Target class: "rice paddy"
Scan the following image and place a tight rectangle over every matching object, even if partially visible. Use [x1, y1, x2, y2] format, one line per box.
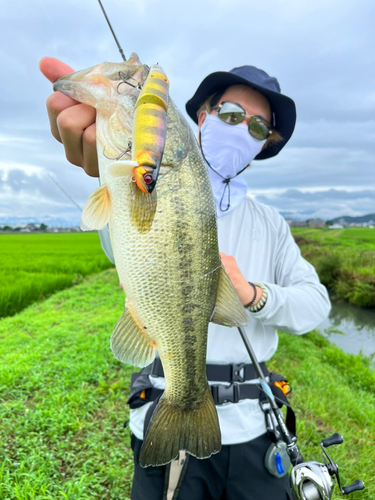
[0, 233, 114, 318]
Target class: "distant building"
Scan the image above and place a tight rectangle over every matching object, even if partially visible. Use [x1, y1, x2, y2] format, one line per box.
[328, 224, 344, 229]
[290, 220, 308, 228]
[308, 219, 326, 227]
[337, 218, 348, 227]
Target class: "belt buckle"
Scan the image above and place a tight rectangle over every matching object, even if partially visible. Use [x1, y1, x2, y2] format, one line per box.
[232, 363, 245, 382]
[214, 384, 239, 405]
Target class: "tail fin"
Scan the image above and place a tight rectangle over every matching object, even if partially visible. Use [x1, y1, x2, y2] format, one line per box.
[139, 385, 221, 467]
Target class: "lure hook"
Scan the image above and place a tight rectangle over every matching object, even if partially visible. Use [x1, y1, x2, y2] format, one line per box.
[103, 141, 132, 161]
[117, 72, 142, 93]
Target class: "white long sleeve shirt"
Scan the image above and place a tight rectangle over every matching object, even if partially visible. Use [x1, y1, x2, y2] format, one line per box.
[99, 194, 331, 444]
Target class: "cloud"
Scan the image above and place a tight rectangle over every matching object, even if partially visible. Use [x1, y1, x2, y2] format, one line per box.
[1, 0, 374, 221]
[253, 188, 375, 220]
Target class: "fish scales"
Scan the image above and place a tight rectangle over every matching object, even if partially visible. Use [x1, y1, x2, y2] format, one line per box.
[114, 126, 219, 402]
[53, 54, 249, 467]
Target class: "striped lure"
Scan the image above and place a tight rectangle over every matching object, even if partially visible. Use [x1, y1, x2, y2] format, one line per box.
[109, 65, 170, 194]
[132, 65, 169, 193]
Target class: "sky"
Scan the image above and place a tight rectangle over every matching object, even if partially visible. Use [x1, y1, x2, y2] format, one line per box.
[1, 0, 374, 225]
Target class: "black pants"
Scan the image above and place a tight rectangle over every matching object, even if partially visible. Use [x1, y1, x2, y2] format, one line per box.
[131, 433, 293, 500]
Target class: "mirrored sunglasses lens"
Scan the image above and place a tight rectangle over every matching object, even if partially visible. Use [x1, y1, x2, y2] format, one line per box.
[249, 117, 270, 140]
[217, 102, 245, 125]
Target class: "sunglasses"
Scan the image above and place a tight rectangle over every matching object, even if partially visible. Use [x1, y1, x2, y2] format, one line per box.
[211, 101, 273, 141]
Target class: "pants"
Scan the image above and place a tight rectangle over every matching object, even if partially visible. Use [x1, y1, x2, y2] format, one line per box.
[130, 433, 293, 500]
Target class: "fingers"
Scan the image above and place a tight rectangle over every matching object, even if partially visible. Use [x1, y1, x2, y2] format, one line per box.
[56, 103, 97, 164]
[46, 91, 79, 143]
[82, 124, 99, 177]
[220, 252, 235, 269]
[40, 56, 99, 177]
[39, 57, 75, 83]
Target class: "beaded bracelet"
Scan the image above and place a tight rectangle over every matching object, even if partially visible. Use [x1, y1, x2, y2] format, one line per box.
[245, 282, 268, 313]
[244, 282, 257, 308]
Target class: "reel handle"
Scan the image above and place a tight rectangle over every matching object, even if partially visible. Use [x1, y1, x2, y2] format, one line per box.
[321, 433, 344, 448]
[342, 479, 365, 495]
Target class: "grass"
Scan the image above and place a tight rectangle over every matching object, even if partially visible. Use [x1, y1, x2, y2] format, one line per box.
[0, 233, 114, 318]
[0, 269, 131, 499]
[0, 269, 374, 499]
[292, 227, 375, 307]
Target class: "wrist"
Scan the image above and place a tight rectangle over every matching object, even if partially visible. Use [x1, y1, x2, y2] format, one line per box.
[241, 282, 263, 307]
[246, 282, 268, 312]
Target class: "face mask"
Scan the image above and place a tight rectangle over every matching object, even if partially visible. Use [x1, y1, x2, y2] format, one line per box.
[200, 113, 266, 215]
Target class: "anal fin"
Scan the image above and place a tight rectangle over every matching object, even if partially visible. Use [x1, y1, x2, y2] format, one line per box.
[81, 184, 111, 231]
[111, 307, 156, 367]
[210, 266, 249, 327]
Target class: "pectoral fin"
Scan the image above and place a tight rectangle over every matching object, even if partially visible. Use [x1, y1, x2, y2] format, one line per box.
[111, 308, 156, 367]
[210, 267, 249, 327]
[81, 184, 111, 231]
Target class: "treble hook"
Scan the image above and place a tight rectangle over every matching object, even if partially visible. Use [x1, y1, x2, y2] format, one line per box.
[117, 72, 142, 93]
[103, 141, 132, 160]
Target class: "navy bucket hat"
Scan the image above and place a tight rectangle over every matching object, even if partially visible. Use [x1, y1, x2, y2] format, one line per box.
[185, 66, 296, 160]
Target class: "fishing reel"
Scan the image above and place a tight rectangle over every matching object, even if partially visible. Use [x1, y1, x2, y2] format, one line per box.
[290, 433, 365, 500]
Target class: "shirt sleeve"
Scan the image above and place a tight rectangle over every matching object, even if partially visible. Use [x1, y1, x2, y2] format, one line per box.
[98, 226, 115, 265]
[249, 217, 331, 335]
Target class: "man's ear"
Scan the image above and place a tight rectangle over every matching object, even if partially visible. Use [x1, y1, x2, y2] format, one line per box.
[198, 110, 207, 128]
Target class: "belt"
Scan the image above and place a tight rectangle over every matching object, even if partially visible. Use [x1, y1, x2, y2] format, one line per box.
[149, 357, 269, 383]
[139, 382, 262, 406]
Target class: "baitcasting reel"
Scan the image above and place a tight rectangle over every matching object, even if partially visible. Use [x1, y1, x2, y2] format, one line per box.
[290, 433, 365, 500]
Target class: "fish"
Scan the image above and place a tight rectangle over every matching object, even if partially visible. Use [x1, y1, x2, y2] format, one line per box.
[53, 53, 249, 467]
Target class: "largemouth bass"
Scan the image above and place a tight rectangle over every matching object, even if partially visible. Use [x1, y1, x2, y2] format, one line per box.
[53, 53, 249, 467]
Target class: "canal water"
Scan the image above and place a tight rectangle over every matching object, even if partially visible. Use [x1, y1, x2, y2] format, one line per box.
[318, 296, 375, 360]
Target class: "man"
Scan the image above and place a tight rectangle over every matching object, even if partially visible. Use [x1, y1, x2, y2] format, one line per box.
[40, 58, 331, 500]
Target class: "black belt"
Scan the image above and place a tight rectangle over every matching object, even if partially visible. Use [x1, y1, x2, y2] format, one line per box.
[149, 357, 269, 383]
[138, 382, 261, 407]
[128, 360, 296, 435]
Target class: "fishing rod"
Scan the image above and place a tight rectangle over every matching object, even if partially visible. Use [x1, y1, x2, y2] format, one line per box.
[97, 0, 126, 62]
[237, 326, 365, 500]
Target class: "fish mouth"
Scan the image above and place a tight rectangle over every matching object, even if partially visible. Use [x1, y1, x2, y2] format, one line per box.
[53, 67, 95, 90]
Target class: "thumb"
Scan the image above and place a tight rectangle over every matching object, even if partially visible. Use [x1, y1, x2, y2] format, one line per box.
[39, 57, 75, 83]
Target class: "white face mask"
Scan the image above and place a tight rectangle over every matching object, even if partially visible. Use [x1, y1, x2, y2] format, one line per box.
[200, 113, 266, 215]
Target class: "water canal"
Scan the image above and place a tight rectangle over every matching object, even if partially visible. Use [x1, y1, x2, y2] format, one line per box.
[318, 295, 375, 360]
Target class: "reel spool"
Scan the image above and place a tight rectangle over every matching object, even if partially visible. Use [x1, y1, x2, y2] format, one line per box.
[290, 433, 365, 500]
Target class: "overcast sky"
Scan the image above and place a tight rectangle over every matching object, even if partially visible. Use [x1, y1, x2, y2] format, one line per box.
[1, 0, 374, 224]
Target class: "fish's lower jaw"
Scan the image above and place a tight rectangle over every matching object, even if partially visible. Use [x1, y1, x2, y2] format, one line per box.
[139, 387, 221, 468]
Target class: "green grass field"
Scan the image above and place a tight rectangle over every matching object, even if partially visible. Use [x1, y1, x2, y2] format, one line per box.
[0, 269, 374, 499]
[0, 233, 114, 318]
[292, 227, 375, 307]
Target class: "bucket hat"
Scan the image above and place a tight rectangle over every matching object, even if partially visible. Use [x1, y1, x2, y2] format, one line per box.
[185, 66, 296, 160]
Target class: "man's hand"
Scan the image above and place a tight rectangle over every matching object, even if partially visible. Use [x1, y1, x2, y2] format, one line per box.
[220, 253, 263, 307]
[39, 57, 99, 177]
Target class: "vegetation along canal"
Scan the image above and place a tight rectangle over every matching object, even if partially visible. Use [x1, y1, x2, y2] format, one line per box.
[291, 226, 375, 362]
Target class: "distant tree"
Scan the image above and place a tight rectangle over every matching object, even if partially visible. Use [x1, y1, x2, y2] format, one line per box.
[40, 223, 48, 231]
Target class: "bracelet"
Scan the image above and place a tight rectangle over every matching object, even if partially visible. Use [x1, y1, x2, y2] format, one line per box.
[247, 282, 268, 313]
[244, 282, 257, 308]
